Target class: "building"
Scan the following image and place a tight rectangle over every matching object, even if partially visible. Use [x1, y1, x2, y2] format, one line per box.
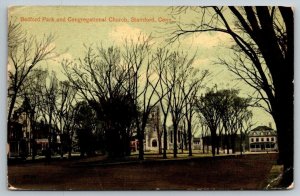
[248, 126, 277, 152]
[166, 125, 185, 150]
[144, 106, 163, 151]
[192, 137, 202, 150]
[142, 106, 196, 152]
[7, 98, 60, 158]
[8, 105, 32, 158]
[131, 105, 204, 153]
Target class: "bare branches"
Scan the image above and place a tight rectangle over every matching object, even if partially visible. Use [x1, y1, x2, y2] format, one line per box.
[7, 20, 56, 121]
[166, 6, 291, 118]
[152, 49, 208, 157]
[8, 18, 25, 51]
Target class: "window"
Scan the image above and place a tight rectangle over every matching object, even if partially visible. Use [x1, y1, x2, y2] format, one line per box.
[271, 137, 275, 141]
[267, 138, 270, 142]
[152, 140, 157, 147]
[271, 144, 275, 148]
[261, 138, 264, 142]
[256, 138, 259, 142]
[251, 138, 254, 142]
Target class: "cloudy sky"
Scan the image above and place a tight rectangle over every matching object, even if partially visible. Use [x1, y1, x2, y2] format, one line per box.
[8, 6, 274, 129]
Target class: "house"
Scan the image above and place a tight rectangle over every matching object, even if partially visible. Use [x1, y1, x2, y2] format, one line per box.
[248, 125, 277, 152]
[8, 107, 32, 158]
[8, 100, 60, 158]
[192, 137, 202, 150]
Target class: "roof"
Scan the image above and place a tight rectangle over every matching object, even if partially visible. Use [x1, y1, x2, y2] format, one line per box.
[249, 126, 277, 137]
[193, 138, 201, 142]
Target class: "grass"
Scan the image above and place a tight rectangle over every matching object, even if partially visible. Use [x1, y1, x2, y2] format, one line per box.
[7, 152, 280, 190]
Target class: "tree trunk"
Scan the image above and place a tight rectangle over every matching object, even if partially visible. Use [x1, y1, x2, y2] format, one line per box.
[184, 131, 188, 151]
[202, 134, 205, 154]
[211, 131, 216, 157]
[173, 123, 178, 158]
[250, 7, 294, 186]
[138, 126, 144, 160]
[158, 139, 162, 154]
[68, 146, 72, 158]
[8, 91, 18, 122]
[206, 142, 209, 154]
[216, 135, 220, 155]
[163, 124, 168, 159]
[231, 134, 236, 154]
[188, 121, 192, 156]
[225, 133, 230, 154]
[68, 132, 72, 158]
[274, 96, 293, 187]
[124, 135, 131, 156]
[240, 134, 244, 155]
[156, 121, 162, 154]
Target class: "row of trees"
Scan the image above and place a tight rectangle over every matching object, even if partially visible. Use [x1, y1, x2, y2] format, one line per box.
[61, 39, 209, 159]
[168, 6, 293, 185]
[197, 89, 253, 157]
[8, 20, 253, 161]
[7, 20, 90, 158]
[7, 20, 206, 159]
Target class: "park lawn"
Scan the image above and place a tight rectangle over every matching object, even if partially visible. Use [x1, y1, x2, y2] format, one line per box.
[8, 153, 279, 190]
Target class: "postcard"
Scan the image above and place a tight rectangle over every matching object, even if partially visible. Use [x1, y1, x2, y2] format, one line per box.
[7, 6, 294, 190]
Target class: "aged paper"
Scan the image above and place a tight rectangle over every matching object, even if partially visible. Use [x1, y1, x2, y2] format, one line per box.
[7, 6, 294, 190]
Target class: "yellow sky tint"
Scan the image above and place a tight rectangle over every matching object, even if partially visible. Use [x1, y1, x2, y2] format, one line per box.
[8, 6, 274, 128]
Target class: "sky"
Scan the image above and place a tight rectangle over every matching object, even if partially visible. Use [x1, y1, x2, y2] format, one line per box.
[8, 6, 275, 129]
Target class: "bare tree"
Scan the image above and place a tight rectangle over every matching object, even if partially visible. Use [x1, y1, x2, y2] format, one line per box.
[168, 6, 294, 185]
[122, 38, 166, 160]
[230, 95, 252, 154]
[40, 72, 59, 154]
[182, 70, 208, 156]
[8, 20, 55, 122]
[54, 81, 77, 157]
[63, 44, 136, 157]
[164, 51, 207, 158]
[8, 19, 24, 50]
[64, 100, 80, 158]
[20, 68, 48, 159]
[154, 48, 174, 158]
[238, 111, 253, 155]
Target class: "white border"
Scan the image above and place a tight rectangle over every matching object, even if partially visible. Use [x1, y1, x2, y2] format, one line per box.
[0, 1, 298, 196]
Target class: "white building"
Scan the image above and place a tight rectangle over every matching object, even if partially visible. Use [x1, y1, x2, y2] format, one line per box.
[248, 126, 277, 152]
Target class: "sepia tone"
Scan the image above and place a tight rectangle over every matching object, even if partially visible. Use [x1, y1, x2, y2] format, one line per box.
[7, 6, 293, 190]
